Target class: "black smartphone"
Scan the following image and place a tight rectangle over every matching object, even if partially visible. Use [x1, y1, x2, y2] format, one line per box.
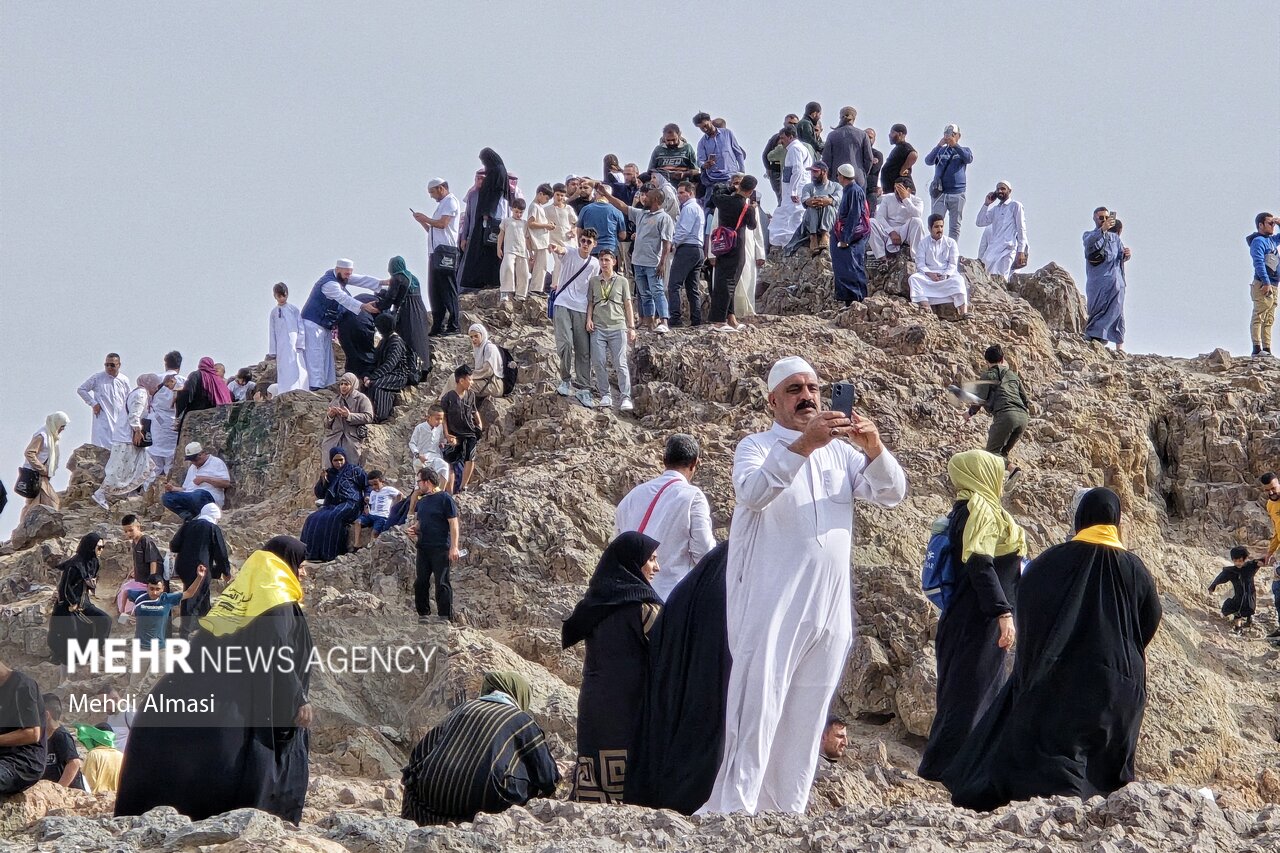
[831, 382, 857, 418]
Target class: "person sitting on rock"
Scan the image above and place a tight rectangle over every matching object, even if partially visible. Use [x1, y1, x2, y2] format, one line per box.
[401, 671, 559, 825]
[908, 214, 969, 317]
[161, 442, 232, 522]
[77, 723, 123, 793]
[363, 312, 413, 423]
[868, 176, 926, 260]
[355, 470, 401, 548]
[301, 447, 368, 562]
[47, 533, 113, 667]
[41, 693, 86, 790]
[322, 373, 375, 467]
[818, 716, 847, 763]
[0, 660, 46, 797]
[1209, 546, 1261, 634]
[965, 345, 1031, 474]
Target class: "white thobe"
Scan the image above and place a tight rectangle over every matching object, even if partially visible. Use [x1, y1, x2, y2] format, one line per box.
[868, 194, 926, 258]
[268, 302, 309, 393]
[768, 140, 813, 246]
[77, 371, 131, 449]
[701, 424, 907, 815]
[734, 216, 767, 317]
[614, 470, 716, 601]
[148, 377, 181, 474]
[302, 273, 382, 389]
[408, 421, 450, 480]
[908, 235, 968, 308]
[975, 199, 1028, 279]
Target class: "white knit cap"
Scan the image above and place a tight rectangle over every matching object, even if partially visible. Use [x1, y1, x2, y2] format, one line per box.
[767, 356, 818, 392]
[336, 258, 355, 270]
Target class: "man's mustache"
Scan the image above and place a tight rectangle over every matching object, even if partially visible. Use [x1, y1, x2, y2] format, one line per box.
[796, 400, 817, 411]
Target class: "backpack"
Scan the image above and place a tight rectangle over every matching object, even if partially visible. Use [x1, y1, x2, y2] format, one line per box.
[921, 513, 959, 612]
[498, 345, 518, 396]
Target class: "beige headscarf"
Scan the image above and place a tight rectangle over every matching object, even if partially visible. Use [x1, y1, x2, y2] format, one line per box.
[43, 411, 70, 473]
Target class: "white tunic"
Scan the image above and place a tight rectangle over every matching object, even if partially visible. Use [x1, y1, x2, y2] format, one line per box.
[268, 302, 309, 393]
[148, 373, 183, 472]
[975, 199, 1028, 279]
[702, 423, 907, 815]
[408, 421, 450, 479]
[908, 235, 968, 308]
[77, 370, 131, 449]
[614, 470, 716, 601]
[768, 140, 813, 247]
[868, 193, 926, 257]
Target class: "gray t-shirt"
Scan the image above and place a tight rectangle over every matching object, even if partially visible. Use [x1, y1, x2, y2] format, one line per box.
[626, 206, 675, 268]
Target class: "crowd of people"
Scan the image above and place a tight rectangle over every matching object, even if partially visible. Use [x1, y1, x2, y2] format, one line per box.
[3, 105, 1279, 833]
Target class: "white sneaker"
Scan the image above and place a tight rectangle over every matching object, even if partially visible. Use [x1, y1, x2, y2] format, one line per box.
[714, 324, 738, 333]
[556, 380, 572, 397]
[576, 390, 595, 408]
[92, 490, 108, 509]
[620, 396, 634, 412]
[655, 322, 670, 335]
[118, 613, 129, 625]
[599, 394, 613, 408]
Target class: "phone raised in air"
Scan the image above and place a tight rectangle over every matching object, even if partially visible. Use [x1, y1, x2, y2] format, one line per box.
[831, 382, 857, 418]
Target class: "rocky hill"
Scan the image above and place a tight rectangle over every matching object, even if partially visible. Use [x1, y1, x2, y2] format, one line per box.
[3, 252, 1280, 852]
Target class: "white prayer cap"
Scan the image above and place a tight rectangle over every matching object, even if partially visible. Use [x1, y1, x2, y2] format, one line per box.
[427, 177, 446, 190]
[836, 164, 857, 179]
[767, 356, 818, 392]
[996, 179, 1011, 190]
[336, 258, 355, 270]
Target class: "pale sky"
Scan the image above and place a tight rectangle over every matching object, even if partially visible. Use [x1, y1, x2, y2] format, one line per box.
[2, 1, 1277, 539]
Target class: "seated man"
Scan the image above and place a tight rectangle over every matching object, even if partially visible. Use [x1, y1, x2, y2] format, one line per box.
[868, 176, 926, 259]
[76, 725, 123, 793]
[161, 442, 231, 521]
[401, 672, 559, 825]
[0, 661, 46, 797]
[41, 693, 86, 790]
[908, 214, 969, 316]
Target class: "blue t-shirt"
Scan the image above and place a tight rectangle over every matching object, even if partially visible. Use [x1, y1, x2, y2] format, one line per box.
[133, 592, 183, 645]
[577, 202, 627, 253]
[414, 491, 458, 550]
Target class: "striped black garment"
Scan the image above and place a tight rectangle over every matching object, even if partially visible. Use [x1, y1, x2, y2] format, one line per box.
[401, 698, 559, 825]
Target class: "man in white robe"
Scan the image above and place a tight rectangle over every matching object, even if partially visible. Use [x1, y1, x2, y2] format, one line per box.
[974, 181, 1028, 279]
[77, 354, 130, 449]
[701, 357, 907, 815]
[768, 127, 813, 248]
[868, 176, 926, 259]
[92, 377, 154, 508]
[909, 215, 969, 314]
[298, 259, 384, 390]
[267, 282, 309, 393]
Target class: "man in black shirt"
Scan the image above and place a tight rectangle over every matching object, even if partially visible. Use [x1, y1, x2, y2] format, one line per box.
[440, 365, 483, 494]
[41, 693, 85, 790]
[407, 468, 460, 623]
[0, 660, 46, 796]
[881, 124, 918, 196]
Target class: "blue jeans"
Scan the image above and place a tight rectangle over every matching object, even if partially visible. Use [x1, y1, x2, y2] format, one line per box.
[358, 513, 392, 533]
[162, 489, 214, 521]
[633, 265, 669, 319]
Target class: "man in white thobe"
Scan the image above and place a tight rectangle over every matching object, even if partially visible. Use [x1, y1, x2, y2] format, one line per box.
[768, 127, 813, 248]
[701, 357, 907, 815]
[77, 353, 131, 449]
[909, 215, 969, 314]
[974, 180, 1028, 279]
[298, 259, 384, 390]
[868, 176, 926, 259]
[614, 433, 716, 601]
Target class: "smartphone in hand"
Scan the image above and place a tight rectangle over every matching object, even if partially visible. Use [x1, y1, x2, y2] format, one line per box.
[831, 382, 857, 418]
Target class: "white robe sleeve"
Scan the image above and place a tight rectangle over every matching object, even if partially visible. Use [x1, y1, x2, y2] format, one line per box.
[321, 280, 369, 315]
[688, 490, 716, 563]
[291, 305, 306, 349]
[943, 239, 959, 276]
[1013, 201, 1028, 252]
[849, 449, 908, 507]
[734, 437, 808, 512]
[77, 374, 99, 407]
[975, 203, 995, 227]
[267, 309, 278, 358]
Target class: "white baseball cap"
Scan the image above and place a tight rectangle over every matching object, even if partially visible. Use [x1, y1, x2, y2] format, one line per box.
[184, 441, 204, 459]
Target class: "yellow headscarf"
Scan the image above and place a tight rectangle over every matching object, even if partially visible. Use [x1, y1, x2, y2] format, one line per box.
[947, 449, 1027, 562]
[199, 549, 303, 638]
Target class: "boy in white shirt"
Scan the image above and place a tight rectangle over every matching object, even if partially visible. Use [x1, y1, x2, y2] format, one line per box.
[547, 183, 579, 289]
[497, 198, 533, 303]
[408, 404, 454, 492]
[527, 184, 557, 295]
[356, 470, 401, 546]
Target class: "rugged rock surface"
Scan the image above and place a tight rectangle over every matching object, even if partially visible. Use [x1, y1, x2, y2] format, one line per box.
[4, 254, 1280, 850]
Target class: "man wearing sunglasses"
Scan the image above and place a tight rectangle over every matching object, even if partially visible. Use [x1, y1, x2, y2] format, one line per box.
[77, 354, 131, 450]
[549, 229, 601, 408]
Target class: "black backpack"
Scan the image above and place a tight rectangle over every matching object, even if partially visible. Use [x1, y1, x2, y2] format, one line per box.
[498, 345, 518, 396]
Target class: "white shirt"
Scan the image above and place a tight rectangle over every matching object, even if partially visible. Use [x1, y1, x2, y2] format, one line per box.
[615, 470, 716, 601]
[183, 455, 230, 506]
[553, 249, 599, 314]
[917, 235, 960, 276]
[367, 485, 401, 518]
[527, 202, 552, 250]
[974, 198, 1028, 253]
[430, 193, 461, 251]
[875, 193, 926, 230]
[409, 421, 447, 462]
[783, 139, 813, 201]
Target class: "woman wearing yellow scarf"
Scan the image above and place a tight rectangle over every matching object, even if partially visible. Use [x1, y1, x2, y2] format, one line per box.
[945, 487, 1162, 810]
[116, 536, 314, 825]
[919, 449, 1026, 782]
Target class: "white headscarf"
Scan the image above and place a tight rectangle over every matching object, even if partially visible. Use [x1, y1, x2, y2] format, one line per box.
[42, 411, 70, 473]
[197, 503, 222, 524]
[470, 323, 501, 376]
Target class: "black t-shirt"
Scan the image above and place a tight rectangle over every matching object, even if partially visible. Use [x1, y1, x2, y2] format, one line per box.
[881, 142, 916, 193]
[0, 670, 46, 781]
[131, 535, 163, 582]
[43, 726, 85, 788]
[415, 491, 458, 550]
[707, 194, 759, 250]
[441, 389, 478, 439]
[569, 196, 591, 215]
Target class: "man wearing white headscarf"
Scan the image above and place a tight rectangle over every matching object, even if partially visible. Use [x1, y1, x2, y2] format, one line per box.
[975, 181, 1028, 279]
[700, 356, 907, 816]
[77, 353, 131, 449]
[299, 259, 386, 390]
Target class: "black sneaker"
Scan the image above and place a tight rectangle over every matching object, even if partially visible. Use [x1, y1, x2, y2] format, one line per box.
[418, 614, 431, 624]
[1265, 349, 1275, 358]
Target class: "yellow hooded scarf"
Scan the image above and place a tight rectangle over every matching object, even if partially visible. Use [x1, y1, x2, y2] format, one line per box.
[199, 549, 303, 638]
[948, 449, 1027, 562]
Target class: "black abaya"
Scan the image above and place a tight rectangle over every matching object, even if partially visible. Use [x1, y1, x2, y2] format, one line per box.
[379, 262, 432, 382]
[458, 149, 509, 291]
[47, 534, 112, 666]
[337, 293, 379, 380]
[944, 491, 1161, 810]
[918, 503, 1020, 782]
[114, 601, 313, 823]
[625, 543, 730, 814]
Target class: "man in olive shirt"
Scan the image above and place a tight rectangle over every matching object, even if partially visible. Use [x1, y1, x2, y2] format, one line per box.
[966, 344, 1031, 467]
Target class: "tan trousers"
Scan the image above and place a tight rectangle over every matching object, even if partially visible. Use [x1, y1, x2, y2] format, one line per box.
[1251, 279, 1276, 349]
[530, 248, 551, 294]
[500, 253, 529, 298]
